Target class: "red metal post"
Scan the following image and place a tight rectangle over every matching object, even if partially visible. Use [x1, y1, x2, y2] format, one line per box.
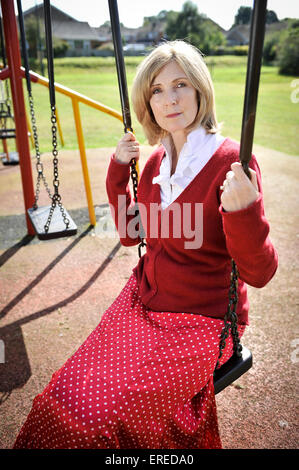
[1, 0, 35, 235]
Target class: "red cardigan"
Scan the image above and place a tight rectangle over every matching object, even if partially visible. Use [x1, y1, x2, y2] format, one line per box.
[106, 138, 278, 325]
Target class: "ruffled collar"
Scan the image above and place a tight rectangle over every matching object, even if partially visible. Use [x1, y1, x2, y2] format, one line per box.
[152, 126, 222, 189]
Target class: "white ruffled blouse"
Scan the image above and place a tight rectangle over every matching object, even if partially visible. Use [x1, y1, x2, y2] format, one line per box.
[152, 126, 225, 209]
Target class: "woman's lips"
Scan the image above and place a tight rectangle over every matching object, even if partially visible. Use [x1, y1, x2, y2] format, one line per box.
[166, 112, 182, 118]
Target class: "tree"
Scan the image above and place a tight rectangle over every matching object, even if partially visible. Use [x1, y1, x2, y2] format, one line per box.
[24, 14, 68, 66]
[166, 2, 202, 41]
[165, 1, 225, 54]
[234, 6, 252, 25]
[53, 37, 69, 58]
[266, 10, 279, 24]
[277, 20, 299, 75]
[234, 6, 279, 26]
[263, 33, 280, 64]
[143, 10, 170, 26]
[24, 15, 45, 60]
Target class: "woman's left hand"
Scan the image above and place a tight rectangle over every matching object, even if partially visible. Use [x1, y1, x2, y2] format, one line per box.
[220, 162, 259, 212]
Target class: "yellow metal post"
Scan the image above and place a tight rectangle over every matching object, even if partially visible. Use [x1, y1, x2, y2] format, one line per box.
[71, 97, 96, 226]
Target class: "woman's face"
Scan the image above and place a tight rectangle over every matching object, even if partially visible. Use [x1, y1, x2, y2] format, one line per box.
[149, 61, 198, 138]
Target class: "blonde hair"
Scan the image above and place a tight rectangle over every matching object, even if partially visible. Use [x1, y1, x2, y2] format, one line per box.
[131, 40, 219, 145]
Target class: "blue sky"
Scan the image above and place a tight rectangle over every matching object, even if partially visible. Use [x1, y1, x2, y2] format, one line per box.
[16, 1, 299, 31]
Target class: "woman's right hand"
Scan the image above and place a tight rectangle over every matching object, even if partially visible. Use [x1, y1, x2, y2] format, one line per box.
[114, 131, 140, 165]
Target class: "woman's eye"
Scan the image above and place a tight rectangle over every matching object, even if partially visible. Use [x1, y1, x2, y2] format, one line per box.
[152, 88, 161, 95]
[177, 82, 186, 88]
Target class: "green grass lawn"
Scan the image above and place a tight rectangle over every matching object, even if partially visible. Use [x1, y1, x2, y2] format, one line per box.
[14, 55, 299, 156]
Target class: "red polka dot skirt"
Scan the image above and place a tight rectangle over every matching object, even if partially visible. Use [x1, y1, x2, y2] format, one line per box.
[13, 274, 245, 449]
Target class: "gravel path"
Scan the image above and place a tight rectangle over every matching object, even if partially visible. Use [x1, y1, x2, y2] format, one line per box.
[0, 144, 298, 449]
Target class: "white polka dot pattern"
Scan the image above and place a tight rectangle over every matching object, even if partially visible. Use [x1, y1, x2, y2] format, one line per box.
[13, 274, 245, 449]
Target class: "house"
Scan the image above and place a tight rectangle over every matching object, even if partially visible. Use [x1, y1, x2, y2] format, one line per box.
[23, 4, 103, 56]
[94, 18, 167, 54]
[225, 20, 291, 46]
[22, 4, 165, 56]
[225, 24, 250, 46]
[133, 20, 167, 45]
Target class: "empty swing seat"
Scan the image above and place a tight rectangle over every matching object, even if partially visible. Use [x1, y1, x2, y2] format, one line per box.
[28, 205, 77, 240]
[213, 346, 252, 394]
[1, 151, 19, 165]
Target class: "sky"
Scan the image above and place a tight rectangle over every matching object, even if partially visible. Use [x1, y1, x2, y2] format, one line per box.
[15, 0, 299, 31]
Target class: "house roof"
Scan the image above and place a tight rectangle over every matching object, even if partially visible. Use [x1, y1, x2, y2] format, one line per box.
[205, 18, 226, 34]
[266, 19, 291, 33]
[23, 3, 78, 23]
[23, 3, 101, 42]
[91, 27, 110, 42]
[225, 24, 250, 42]
[52, 21, 101, 41]
[225, 20, 290, 44]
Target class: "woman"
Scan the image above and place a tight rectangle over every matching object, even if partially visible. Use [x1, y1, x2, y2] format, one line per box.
[14, 40, 278, 449]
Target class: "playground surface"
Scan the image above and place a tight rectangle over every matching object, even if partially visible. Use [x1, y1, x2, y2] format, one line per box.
[0, 143, 298, 449]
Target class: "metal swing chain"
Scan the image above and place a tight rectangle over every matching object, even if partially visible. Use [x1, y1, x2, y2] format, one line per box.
[215, 259, 242, 370]
[44, 105, 70, 233]
[213, 158, 252, 370]
[0, 80, 14, 135]
[43, 0, 69, 233]
[130, 157, 138, 200]
[4, 80, 12, 117]
[3, 80, 12, 119]
[216, 0, 268, 373]
[215, 142, 252, 369]
[16, 0, 52, 208]
[108, 0, 145, 256]
[28, 93, 53, 209]
[0, 100, 6, 131]
[129, 155, 146, 258]
[126, 127, 146, 258]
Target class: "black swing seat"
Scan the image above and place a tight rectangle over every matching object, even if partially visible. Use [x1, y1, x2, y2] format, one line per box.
[1, 151, 19, 165]
[213, 346, 252, 394]
[28, 205, 77, 240]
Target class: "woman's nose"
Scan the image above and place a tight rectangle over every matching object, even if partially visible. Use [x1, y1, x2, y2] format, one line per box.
[165, 89, 178, 106]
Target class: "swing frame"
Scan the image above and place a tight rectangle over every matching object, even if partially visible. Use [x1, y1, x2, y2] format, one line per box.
[108, 0, 268, 393]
